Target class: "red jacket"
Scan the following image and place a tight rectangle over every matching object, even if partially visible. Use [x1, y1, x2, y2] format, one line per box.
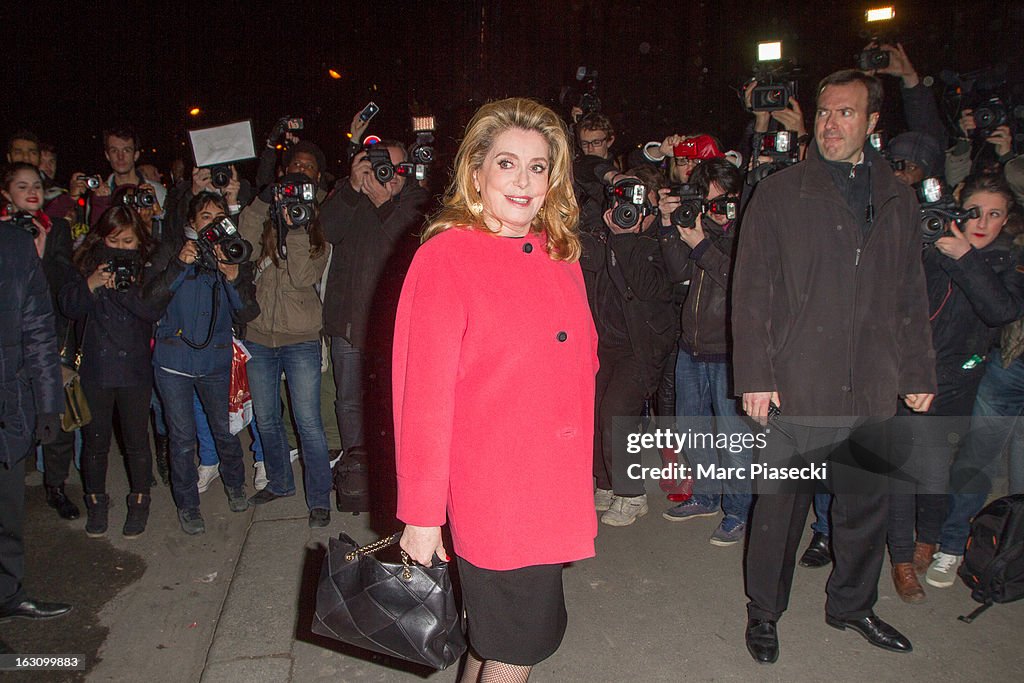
[393, 228, 599, 570]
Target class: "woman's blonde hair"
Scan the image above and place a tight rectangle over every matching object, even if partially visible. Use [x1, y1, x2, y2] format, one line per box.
[422, 97, 581, 262]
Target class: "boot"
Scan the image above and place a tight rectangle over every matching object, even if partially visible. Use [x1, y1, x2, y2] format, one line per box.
[892, 563, 926, 603]
[84, 494, 109, 538]
[46, 485, 81, 520]
[913, 542, 938, 575]
[154, 435, 170, 486]
[333, 447, 369, 513]
[123, 493, 151, 537]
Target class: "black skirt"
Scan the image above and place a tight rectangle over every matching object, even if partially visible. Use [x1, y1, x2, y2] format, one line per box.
[456, 556, 568, 666]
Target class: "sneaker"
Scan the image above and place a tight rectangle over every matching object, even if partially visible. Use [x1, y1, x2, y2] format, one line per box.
[178, 508, 206, 535]
[925, 551, 962, 588]
[248, 488, 293, 506]
[196, 464, 220, 493]
[226, 487, 249, 513]
[662, 498, 719, 522]
[308, 508, 331, 528]
[595, 488, 614, 512]
[122, 493, 150, 537]
[709, 516, 746, 547]
[84, 493, 109, 538]
[601, 495, 649, 527]
[253, 462, 268, 491]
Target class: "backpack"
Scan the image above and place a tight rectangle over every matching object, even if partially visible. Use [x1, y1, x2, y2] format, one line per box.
[957, 494, 1024, 623]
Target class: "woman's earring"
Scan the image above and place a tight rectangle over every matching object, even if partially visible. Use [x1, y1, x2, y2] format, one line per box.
[469, 201, 484, 214]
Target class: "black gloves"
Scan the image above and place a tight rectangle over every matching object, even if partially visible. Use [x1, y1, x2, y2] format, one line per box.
[36, 413, 60, 445]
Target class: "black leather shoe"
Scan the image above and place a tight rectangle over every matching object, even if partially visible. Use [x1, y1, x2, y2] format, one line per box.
[745, 618, 779, 664]
[825, 614, 912, 653]
[0, 598, 72, 621]
[798, 531, 831, 568]
[308, 508, 330, 528]
[247, 488, 293, 506]
[45, 486, 80, 520]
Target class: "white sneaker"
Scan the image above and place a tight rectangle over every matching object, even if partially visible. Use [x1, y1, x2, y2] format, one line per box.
[600, 495, 649, 527]
[253, 462, 268, 491]
[595, 488, 614, 512]
[196, 464, 220, 493]
[925, 551, 962, 588]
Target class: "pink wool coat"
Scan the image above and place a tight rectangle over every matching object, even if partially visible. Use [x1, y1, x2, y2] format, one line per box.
[393, 227, 599, 570]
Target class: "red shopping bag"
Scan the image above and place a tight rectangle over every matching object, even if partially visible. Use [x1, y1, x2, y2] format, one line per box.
[229, 339, 253, 435]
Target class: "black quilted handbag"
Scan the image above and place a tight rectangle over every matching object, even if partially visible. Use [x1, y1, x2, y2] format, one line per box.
[312, 532, 466, 670]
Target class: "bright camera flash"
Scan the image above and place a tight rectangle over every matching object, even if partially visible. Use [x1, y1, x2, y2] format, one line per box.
[412, 116, 435, 133]
[758, 41, 782, 62]
[866, 7, 895, 22]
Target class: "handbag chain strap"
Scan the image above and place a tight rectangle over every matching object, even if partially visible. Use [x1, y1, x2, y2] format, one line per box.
[345, 533, 413, 580]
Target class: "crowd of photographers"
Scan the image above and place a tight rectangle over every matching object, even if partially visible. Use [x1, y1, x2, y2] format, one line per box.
[1, 39, 1023, 637]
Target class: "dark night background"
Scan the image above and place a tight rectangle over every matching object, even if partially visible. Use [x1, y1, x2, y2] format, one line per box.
[2, 0, 1022, 186]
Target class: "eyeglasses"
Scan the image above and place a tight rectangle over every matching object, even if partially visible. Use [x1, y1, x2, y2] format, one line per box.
[579, 137, 609, 149]
[673, 157, 699, 166]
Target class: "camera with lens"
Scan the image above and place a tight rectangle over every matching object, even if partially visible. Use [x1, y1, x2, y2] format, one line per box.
[973, 97, 1009, 139]
[751, 81, 797, 112]
[120, 186, 157, 210]
[918, 177, 979, 244]
[367, 145, 401, 184]
[748, 129, 801, 187]
[83, 175, 103, 191]
[266, 115, 304, 147]
[606, 178, 651, 230]
[195, 216, 252, 270]
[208, 164, 232, 189]
[6, 210, 38, 236]
[856, 47, 890, 71]
[410, 116, 436, 171]
[666, 183, 704, 229]
[103, 256, 141, 292]
[272, 181, 317, 227]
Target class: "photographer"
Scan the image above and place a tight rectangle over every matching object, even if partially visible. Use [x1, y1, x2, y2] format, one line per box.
[143, 191, 258, 535]
[917, 173, 1024, 591]
[51, 127, 167, 230]
[946, 108, 1016, 187]
[2, 162, 79, 521]
[657, 158, 753, 546]
[574, 114, 621, 231]
[865, 42, 947, 146]
[237, 173, 333, 526]
[319, 140, 429, 473]
[581, 166, 677, 527]
[59, 206, 162, 538]
[164, 164, 251, 248]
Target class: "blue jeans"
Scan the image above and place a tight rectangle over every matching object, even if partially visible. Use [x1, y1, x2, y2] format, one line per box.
[247, 340, 331, 510]
[939, 350, 1024, 554]
[151, 389, 167, 437]
[155, 367, 246, 511]
[330, 336, 365, 450]
[674, 353, 752, 522]
[194, 391, 264, 465]
[812, 493, 832, 535]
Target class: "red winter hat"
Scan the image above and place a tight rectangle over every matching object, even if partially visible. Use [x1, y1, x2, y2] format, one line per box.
[673, 135, 724, 160]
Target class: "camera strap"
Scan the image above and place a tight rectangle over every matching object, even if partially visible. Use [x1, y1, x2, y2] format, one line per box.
[178, 276, 221, 350]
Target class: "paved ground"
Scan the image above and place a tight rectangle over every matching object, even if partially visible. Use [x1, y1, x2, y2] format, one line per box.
[5, 452, 1023, 683]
